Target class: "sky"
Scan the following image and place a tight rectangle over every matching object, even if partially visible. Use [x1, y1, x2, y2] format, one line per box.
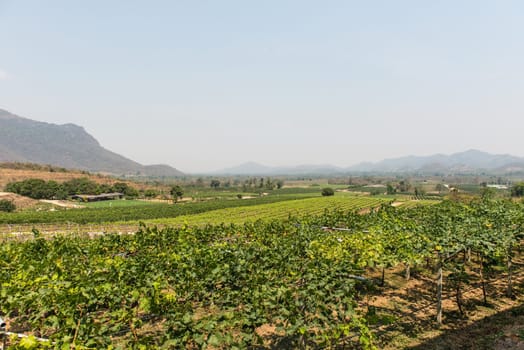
[1, 1, 523, 173]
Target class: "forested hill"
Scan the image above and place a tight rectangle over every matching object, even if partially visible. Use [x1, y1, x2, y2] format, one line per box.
[0, 109, 183, 176]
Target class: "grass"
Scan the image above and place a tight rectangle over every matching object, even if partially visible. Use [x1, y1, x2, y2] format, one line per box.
[82, 199, 162, 208]
[184, 190, 260, 199]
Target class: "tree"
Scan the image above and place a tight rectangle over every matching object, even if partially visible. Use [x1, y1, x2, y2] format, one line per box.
[276, 180, 284, 189]
[144, 189, 158, 198]
[111, 182, 140, 198]
[6, 179, 64, 199]
[63, 178, 99, 195]
[414, 186, 425, 196]
[397, 180, 411, 193]
[170, 185, 184, 203]
[210, 180, 221, 189]
[386, 184, 396, 195]
[112, 182, 130, 194]
[124, 187, 139, 198]
[0, 199, 16, 212]
[98, 184, 113, 194]
[321, 187, 335, 196]
[511, 182, 524, 197]
[435, 183, 446, 194]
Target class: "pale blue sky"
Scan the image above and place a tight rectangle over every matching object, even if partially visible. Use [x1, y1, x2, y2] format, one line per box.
[1, 1, 523, 172]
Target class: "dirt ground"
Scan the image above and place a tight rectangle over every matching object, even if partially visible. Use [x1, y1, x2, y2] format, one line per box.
[364, 256, 524, 350]
[0, 191, 40, 209]
[39, 199, 84, 208]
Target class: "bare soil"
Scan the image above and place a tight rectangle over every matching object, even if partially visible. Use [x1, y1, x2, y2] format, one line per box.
[39, 199, 84, 208]
[365, 256, 524, 349]
[0, 192, 40, 209]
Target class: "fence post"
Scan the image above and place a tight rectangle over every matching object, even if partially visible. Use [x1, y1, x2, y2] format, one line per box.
[436, 255, 443, 325]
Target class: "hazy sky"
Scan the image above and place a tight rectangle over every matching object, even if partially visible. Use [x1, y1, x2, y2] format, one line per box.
[1, 1, 523, 173]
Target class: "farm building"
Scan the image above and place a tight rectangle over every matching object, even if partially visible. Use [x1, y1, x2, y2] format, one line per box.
[72, 192, 124, 202]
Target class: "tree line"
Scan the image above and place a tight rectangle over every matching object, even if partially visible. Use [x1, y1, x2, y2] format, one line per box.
[5, 178, 139, 200]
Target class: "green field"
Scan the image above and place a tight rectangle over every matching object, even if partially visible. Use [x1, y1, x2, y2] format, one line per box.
[0, 193, 319, 225]
[0, 194, 406, 235]
[82, 199, 163, 208]
[142, 196, 391, 226]
[0, 193, 442, 235]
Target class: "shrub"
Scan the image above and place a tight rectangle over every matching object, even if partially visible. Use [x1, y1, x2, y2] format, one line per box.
[321, 187, 335, 196]
[0, 199, 16, 212]
[511, 182, 524, 197]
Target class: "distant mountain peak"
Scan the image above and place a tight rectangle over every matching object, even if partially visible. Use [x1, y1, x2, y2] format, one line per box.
[0, 108, 184, 176]
[347, 150, 524, 173]
[214, 150, 524, 175]
[0, 108, 23, 120]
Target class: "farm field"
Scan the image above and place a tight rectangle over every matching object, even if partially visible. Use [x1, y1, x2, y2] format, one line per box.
[0, 195, 420, 236]
[142, 195, 392, 227]
[0, 193, 320, 226]
[1, 198, 523, 349]
[82, 199, 163, 208]
[182, 189, 261, 200]
[394, 199, 442, 209]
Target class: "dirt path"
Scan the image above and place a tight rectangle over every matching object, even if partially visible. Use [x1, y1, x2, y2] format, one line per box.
[39, 199, 84, 208]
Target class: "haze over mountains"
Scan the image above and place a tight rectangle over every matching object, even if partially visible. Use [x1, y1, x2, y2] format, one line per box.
[2, 108, 524, 177]
[0, 109, 183, 176]
[215, 150, 524, 175]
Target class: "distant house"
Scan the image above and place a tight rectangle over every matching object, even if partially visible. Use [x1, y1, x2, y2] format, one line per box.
[72, 192, 124, 202]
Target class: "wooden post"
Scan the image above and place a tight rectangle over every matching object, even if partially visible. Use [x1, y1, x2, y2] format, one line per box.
[405, 263, 411, 281]
[480, 254, 487, 305]
[456, 279, 464, 316]
[507, 247, 513, 298]
[437, 257, 443, 325]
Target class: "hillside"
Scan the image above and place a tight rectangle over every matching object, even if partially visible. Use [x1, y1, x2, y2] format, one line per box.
[0, 109, 183, 177]
[0, 165, 155, 191]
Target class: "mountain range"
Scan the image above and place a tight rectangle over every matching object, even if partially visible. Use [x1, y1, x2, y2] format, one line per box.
[0, 109, 183, 176]
[216, 150, 524, 175]
[3, 108, 524, 177]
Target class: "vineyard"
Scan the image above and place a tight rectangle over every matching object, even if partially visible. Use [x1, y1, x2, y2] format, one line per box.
[144, 196, 391, 227]
[0, 194, 318, 226]
[1, 198, 523, 349]
[0, 196, 408, 236]
[394, 199, 441, 209]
